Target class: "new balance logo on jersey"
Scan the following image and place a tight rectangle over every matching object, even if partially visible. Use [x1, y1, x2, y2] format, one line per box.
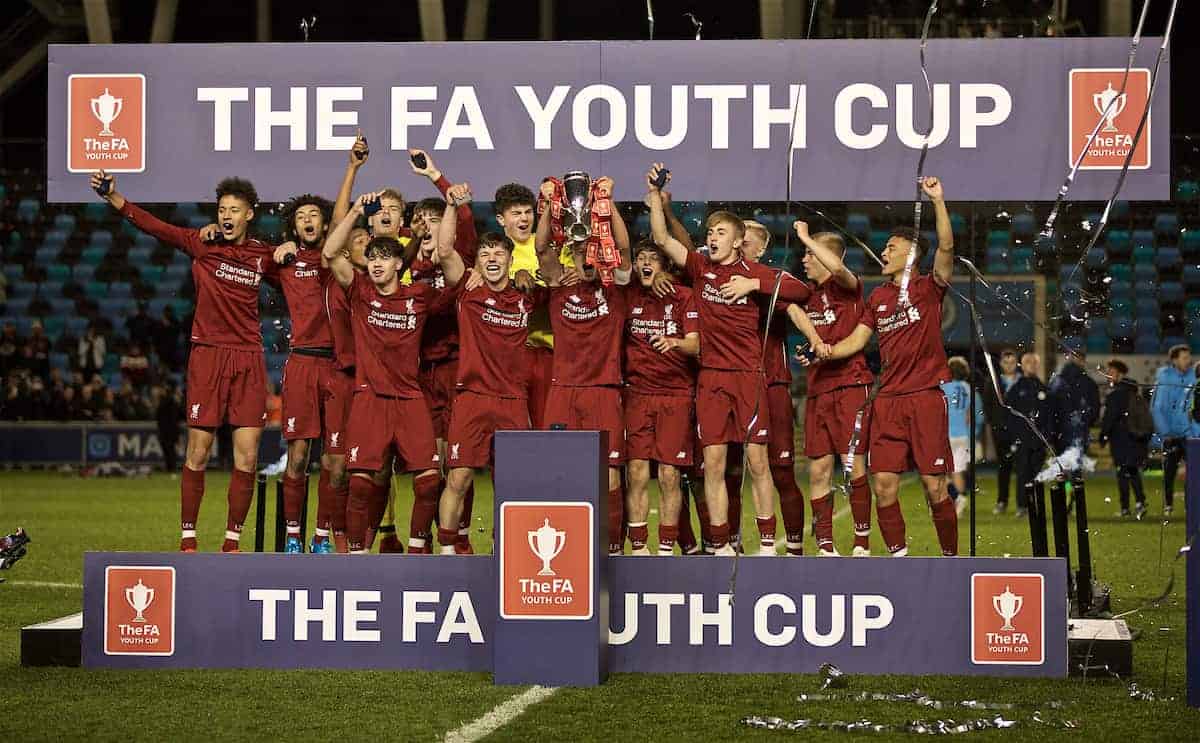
[329, 432, 339, 449]
[450, 443, 460, 460]
[609, 451, 620, 459]
[371, 300, 382, 308]
[704, 272, 717, 279]
[190, 404, 200, 419]
[349, 447, 359, 463]
[677, 451, 687, 459]
[286, 417, 295, 433]
[934, 458, 945, 466]
[485, 297, 496, 306]
[631, 306, 644, 315]
[781, 451, 791, 459]
[757, 429, 768, 436]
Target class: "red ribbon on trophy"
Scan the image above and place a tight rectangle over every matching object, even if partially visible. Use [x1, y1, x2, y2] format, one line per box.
[539, 176, 620, 285]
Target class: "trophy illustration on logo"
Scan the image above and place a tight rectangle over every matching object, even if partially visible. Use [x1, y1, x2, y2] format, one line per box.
[528, 518, 567, 576]
[1092, 82, 1127, 133]
[125, 578, 155, 623]
[90, 87, 124, 137]
[992, 585, 1023, 631]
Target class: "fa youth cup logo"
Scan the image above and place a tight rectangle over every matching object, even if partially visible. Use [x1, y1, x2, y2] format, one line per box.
[528, 518, 567, 576]
[1092, 82, 1127, 133]
[90, 88, 123, 137]
[992, 585, 1023, 631]
[125, 578, 154, 622]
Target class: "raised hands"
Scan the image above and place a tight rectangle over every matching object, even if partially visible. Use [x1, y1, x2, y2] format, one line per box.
[349, 130, 369, 168]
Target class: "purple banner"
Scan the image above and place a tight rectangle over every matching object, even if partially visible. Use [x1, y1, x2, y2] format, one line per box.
[83, 552, 1067, 677]
[48, 39, 1168, 203]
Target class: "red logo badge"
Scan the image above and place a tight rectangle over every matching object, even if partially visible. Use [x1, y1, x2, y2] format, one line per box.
[1069, 68, 1150, 170]
[500, 502, 593, 620]
[104, 565, 175, 656]
[971, 573, 1043, 665]
[68, 74, 145, 173]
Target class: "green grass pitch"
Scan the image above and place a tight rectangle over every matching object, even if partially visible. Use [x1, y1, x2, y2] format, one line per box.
[1, 469, 1197, 741]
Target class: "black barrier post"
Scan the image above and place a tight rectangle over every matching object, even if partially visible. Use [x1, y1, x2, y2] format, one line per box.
[1048, 478, 1074, 606]
[254, 474, 267, 553]
[1027, 481, 1049, 557]
[1073, 476, 1093, 613]
[968, 267, 977, 556]
[274, 479, 285, 553]
[298, 473, 310, 551]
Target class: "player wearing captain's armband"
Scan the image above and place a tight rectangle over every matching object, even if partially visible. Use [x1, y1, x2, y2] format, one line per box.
[321, 190, 465, 554]
[788, 221, 875, 557]
[808, 176, 958, 556]
[90, 170, 287, 553]
[645, 163, 812, 556]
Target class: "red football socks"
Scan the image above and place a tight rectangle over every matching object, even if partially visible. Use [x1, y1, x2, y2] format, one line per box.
[657, 523, 679, 555]
[408, 472, 440, 551]
[282, 474, 306, 539]
[876, 501, 908, 555]
[676, 495, 698, 554]
[222, 468, 255, 552]
[756, 515, 777, 551]
[627, 522, 649, 552]
[931, 497, 959, 556]
[726, 470, 743, 541]
[180, 465, 205, 550]
[313, 468, 334, 543]
[849, 476, 872, 551]
[457, 479, 475, 550]
[608, 486, 624, 554]
[773, 463, 805, 555]
[709, 521, 730, 551]
[811, 493, 835, 553]
[346, 476, 375, 552]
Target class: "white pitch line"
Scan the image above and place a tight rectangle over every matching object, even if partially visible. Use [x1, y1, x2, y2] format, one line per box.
[443, 685, 558, 743]
[3, 580, 82, 589]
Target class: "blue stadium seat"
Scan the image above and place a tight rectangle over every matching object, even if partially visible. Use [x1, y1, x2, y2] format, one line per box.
[98, 298, 134, 318]
[53, 213, 77, 233]
[1135, 296, 1159, 319]
[1108, 263, 1131, 283]
[10, 281, 36, 298]
[87, 229, 114, 248]
[82, 201, 109, 224]
[72, 264, 96, 283]
[186, 214, 211, 230]
[39, 280, 64, 298]
[148, 298, 170, 317]
[65, 316, 89, 337]
[949, 212, 967, 235]
[1108, 282, 1133, 303]
[1160, 281, 1184, 304]
[846, 212, 871, 237]
[108, 282, 133, 299]
[257, 214, 284, 239]
[133, 233, 158, 251]
[1184, 265, 1200, 290]
[1182, 230, 1200, 259]
[173, 202, 201, 221]
[1083, 249, 1106, 269]
[139, 265, 165, 284]
[46, 264, 71, 283]
[128, 246, 153, 265]
[1156, 247, 1182, 272]
[1133, 262, 1157, 283]
[164, 263, 191, 282]
[84, 281, 108, 299]
[1105, 229, 1131, 258]
[1132, 228, 1155, 251]
[1086, 334, 1111, 354]
[1154, 212, 1179, 238]
[49, 298, 75, 316]
[3, 264, 23, 283]
[1110, 201, 1130, 220]
[869, 230, 889, 251]
[1011, 246, 1034, 272]
[1109, 298, 1132, 317]
[1132, 243, 1155, 266]
[1107, 316, 1135, 337]
[4, 302, 29, 320]
[170, 298, 193, 317]
[1164, 335, 1187, 353]
[986, 247, 1008, 274]
[50, 352, 70, 372]
[1135, 333, 1162, 354]
[79, 246, 107, 265]
[843, 248, 866, 274]
[986, 229, 1010, 248]
[1176, 180, 1199, 201]
[43, 229, 69, 247]
[16, 198, 39, 223]
[1011, 213, 1036, 238]
[35, 245, 60, 264]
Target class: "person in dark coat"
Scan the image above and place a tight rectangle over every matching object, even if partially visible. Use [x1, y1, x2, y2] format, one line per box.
[1003, 352, 1056, 518]
[1048, 349, 1101, 456]
[1099, 359, 1149, 518]
[155, 381, 184, 473]
[984, 348, 1022, 513]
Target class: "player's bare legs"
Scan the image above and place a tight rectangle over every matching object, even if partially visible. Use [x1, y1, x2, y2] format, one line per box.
[178, 425, 259, 552]
[702, 443, 732, 554]
[625, 460, 652, 555]
[870, 471, 908, 556]
[437, 466, 475, 554]
[744, 443, 778, 555]
[656, 463, 683, 555]
[921, 472, 957, 555]
[809, 453, 870, 556]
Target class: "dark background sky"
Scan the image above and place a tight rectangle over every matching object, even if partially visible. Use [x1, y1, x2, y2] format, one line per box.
[0, 1, 1194, 153]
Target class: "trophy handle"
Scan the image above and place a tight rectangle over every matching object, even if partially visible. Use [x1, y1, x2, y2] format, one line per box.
[992, 595, 1002, 615]
[91, 97, 102, 121]
[1011, 595, 1022, 616]
[551, 531, 566, 561]
[111, 97, 123, 121]
[528, 531, 539, 557]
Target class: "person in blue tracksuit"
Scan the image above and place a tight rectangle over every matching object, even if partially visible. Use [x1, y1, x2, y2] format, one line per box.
[1150, 345, 1196, 516]
[941, 356, 985, 510]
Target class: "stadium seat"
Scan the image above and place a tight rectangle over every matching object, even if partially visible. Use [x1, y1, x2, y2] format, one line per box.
[1184, 265, 1200, 290]
[108, 281, 133, 299]
[1132, 243, 1155, 266]
[35, 245, 60, 264]
[868, 230, 889, 251]
[986, 229, 1009, 248]
[84, 280, 108, 299]
[173, 202, 201, 220]
[1105, 229, 1131, 258]
[1182, 230, 1200, 260]
[1083, 249, 1106, 269]
[846, 212, 870, 237]
[1156, 247, 1182, 272]
[1135, 296, 1159, 320]
[16, 198, 40, 223]
[72, 264, 96, 283]
[138, 265, 165, 284]
[1154, 212, 1179, 239]
[82, 201, 110, 224]
[98, 298, 134, 318]
[65, 316, 89, 337]
[87, 229, 114, 248]
[127, 246, 153, 265]
[1110, 201, 1130, 221]
[50, 351, 70, 372]
[1164, 335, 1187, 353]
[1108, 263, 1132, 283]
[1160, 281, 1185, 304]
[2, 264, 24, 284]
[1085, 333, 1111, 354]
[49, 298, 74, 316]
[39, 280, 64, 297]
[1011, 213, 1036, 238]
[1011, 247, 1034, 272]
[1132, 228, 1155, 251]
[257, 213, 284, 238]
[1107, 316, 1134, 338]
[10, 281, 37, 298]
[949, 212, 967, 235]
[46, 264, 71, 283]
[843, 248, 866, 274]
[1109, 298, 1132, 317]
[184, 214, 210, 230]
[1133, 262, 1157, 283]
[164, 263, 191, 282]
[1134, 333, 1162, 354]
[985, 247, 1008, 274]
[53, 213, 77, 233]
[79, 246, 107, 265]
[1175, 180, 1199, 201]
[170, 298, 193, 317]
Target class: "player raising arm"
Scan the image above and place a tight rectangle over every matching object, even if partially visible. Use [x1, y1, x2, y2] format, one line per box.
[90, 170, 288, 553]
[321, 191, 464, 554]
[810, 176, 957, 556]
[646, 163, 812, 556]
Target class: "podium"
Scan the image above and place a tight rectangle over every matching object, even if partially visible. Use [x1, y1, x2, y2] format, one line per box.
[492, 430, 609, 686]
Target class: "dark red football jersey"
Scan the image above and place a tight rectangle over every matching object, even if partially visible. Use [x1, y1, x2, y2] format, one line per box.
[861, 274, 949, 396]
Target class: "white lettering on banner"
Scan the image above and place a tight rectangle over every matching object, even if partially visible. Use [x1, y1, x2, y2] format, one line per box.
[316, 87, 363, 151]
[434, 86, 494, 150]
[254, 87, 307, 151]
[688, 593, 733, 646]
[403, 591, 440, 642]
[116, 432, 163, 459]
[294, 589, 337, 641]
[754, 593, 797, 647]
[802, 594, 845, 647]
[196, 87, 249, 151]
[852, 595, 895, 646]
[515, 85, 570, 150]
[390, 86, 438, 150]
[644, 592, 687, 644]
[249, 588, 290, 641]
[343, 590, 382, 641]
[436, 592, 484, 644]
[573, 84, 626, 151]
[193, 83, 1012, 155]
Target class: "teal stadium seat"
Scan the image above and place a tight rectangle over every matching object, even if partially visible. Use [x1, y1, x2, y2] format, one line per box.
[1174, 180, 1199, 201]
[83, 202, 109, 224]
[1181, 230, 1200, 259]
[53, 213, 76, 233]
[1106, 229, 1131, 258]
[79, 246, 107, 265]
[1132, 243, 1155, 266]
[46, 264, 71, 283]
[986, 229, 1009, 248]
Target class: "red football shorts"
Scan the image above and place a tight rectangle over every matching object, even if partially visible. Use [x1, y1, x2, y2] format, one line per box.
[344, 390, 439, 473]
[804, 384, 872, 460]
[280, 352, 351, 445]
[446, 390, 530, 468]
[419, 358, 459, 440]
[695, 369, 770, 447]
[185, 345, 268, 429]
[868, 387, 952, 475]
[324, 369, 354, 455]
[766, 383, 797, 466]
[544, 384, 626, 464]
[624, 390, 694, 467]
[525, 345, 554, 429]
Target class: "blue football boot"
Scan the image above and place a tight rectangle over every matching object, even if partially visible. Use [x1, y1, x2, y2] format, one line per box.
[285, 536, 305, 554]
[310, 537, 333, 554]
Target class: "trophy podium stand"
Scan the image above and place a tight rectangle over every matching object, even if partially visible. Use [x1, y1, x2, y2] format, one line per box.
[492, 431, 610, 686]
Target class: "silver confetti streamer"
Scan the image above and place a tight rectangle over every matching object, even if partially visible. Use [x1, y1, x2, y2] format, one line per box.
[897, 0, 939, 308]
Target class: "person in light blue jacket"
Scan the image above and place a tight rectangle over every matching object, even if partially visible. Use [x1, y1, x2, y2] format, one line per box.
[942, 357, 985, 509]
[1150, 345, 1197, 515]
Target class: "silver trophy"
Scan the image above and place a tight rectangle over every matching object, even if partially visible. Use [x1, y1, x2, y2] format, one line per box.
[561, 171, 592, 244]
[1092, 82, 1127, 134]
